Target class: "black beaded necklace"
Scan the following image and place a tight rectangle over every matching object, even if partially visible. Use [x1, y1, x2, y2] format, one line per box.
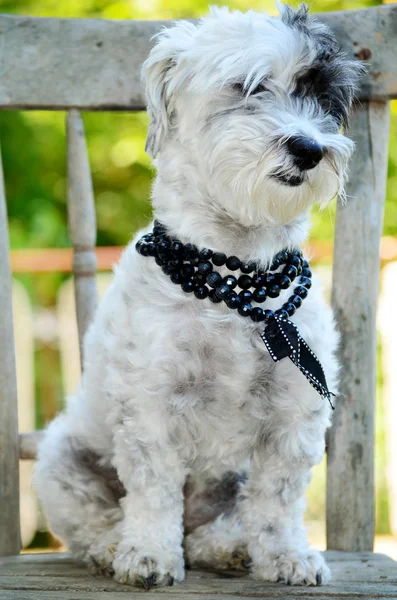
[136, 221, 334, 407]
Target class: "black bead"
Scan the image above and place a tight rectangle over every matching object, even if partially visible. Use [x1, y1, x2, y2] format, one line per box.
[277, 250, 289, 264]
[264, 273, 276, 286]
[186, 245, 200, 265]
[253, 272, 266, 287]
[224, 275, 238, 289]
[253, 288, 267, 303]
[238, 303, 252, 317]
[141, 233, 153, 242]
[238, 275, 253, 290]
[226, 256, 241, 271]
[199, 248, 214, 260]
[189, 255, 200, 266]
[155, 256, 163, 266]
[291, 294, 303, 308]
[153, 222, 166, 236]
[161, 264, 173, 275]
[240, 261, 256, 274]
[299, 276, 312, 289]
[181, 281, 194, 293]
[263, 309, 274, 321]
[180, 263, 194, 279]
[283, 302, 296, 316]
[215, 284, 233, 300]
[138, 243, 149, 256]
[302, 259, 309, 269]
[193, 273, 207, 287]
[251, 307, 265, 322]
[270, 257, 281, 271]
[170, 241, 184, 257]
[238, 290, 253, 303]
[184, 243, 198, 259]
[194, 286, 209, 299]
[157, 240, 170, 260]
[212, 252, 227, 266]
[284, 265, 298, 279]
[169, 259, 182, 269]
[207, 272, 223, 288]
[275, 308, 289, 320]
[170, 271, 183, 284]
[290, 254, 301, 267]
[146, 243, 157, 257]
[267, 284, 281, 298]
[301, 267, 312, 278]
[209, 289, 222, 303]
[197, 261, 213, 275]
[295, 285, 308, 298]
[297, 264, 303, 275]
[279, 275, 292, 290]
[158, 240, 170, 251]
[226, 292, 243, 310]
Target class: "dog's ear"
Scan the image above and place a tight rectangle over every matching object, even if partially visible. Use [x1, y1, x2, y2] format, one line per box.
[142, 22, 197, 158]
[278, 2, 309, 29]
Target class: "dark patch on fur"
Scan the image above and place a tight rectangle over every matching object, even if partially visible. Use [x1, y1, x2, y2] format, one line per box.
[283, 4, 364, 127]
[264, 523, 276, 535]
[76, 447, 126, 503]
[183, 471, 247, 534]
[294, 58, 360, 128]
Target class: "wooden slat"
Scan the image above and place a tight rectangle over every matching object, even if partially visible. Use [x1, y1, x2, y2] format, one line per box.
[0, 5, 396, 110]
[0, 551, 396, 598]
[0, 144, 20, 556]
[66, 110, 98, 368]
[327, 100, 391, 551]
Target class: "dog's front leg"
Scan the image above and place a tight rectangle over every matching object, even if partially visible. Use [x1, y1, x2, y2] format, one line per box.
[240, 432, 331, 586]
[111, 425, 186, 588]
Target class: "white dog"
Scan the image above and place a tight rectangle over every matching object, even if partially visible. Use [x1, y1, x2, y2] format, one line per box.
[34, 3, 362, 589]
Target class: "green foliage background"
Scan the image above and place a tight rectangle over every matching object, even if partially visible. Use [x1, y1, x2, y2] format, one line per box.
[0, 0, 394, 539]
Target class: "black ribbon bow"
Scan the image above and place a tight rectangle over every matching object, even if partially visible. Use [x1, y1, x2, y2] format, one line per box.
[260, 314, 334, 409]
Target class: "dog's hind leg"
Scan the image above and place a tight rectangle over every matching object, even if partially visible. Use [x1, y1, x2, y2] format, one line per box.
[184, 514, 249, 571]
[33, 414, 124, 576]
[184, 470, 250, 571]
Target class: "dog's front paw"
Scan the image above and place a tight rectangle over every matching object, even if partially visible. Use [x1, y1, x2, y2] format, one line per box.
[113, 546, 185, 589]
[251, 549, 331, 586]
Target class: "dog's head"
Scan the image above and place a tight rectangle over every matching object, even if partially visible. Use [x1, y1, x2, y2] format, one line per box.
[143, 4, 364, 226]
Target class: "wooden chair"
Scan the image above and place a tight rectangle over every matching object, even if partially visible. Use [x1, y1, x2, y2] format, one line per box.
[1, 5, 397, 597]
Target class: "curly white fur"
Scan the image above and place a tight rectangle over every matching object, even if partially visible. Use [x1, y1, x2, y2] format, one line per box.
[34, 3, 363, 589]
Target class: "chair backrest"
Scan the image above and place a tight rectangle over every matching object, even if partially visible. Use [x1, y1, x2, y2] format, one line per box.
[0, 5, 396, 557]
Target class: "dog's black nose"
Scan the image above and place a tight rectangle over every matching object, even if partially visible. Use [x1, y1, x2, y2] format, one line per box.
[286, 136, 324, 171]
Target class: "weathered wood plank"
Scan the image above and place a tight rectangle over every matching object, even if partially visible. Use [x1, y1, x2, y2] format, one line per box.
[66, 110, 98, 367]
[0, 552, 396, 598]
[327, 100, 391, 551]
[0, 144, 20, 556]
[0, 5, 396, 110]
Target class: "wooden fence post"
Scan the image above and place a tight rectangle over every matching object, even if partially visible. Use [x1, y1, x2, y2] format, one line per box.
[327, 100, 390, 551]
[0, 143, 20, 556]
[66, 110, 98, 368]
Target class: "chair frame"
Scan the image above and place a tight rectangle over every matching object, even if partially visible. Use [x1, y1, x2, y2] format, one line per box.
[0, 4, 396, 557]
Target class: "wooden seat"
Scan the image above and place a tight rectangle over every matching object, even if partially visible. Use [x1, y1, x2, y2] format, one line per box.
[1, 551, 397, 598]
[0, 4, 397, 597]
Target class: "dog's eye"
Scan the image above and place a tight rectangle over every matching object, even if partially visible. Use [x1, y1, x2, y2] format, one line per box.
[249, 83, 267, 95]
[231, 81, 246, 95]
[231, 81, 267, 96]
